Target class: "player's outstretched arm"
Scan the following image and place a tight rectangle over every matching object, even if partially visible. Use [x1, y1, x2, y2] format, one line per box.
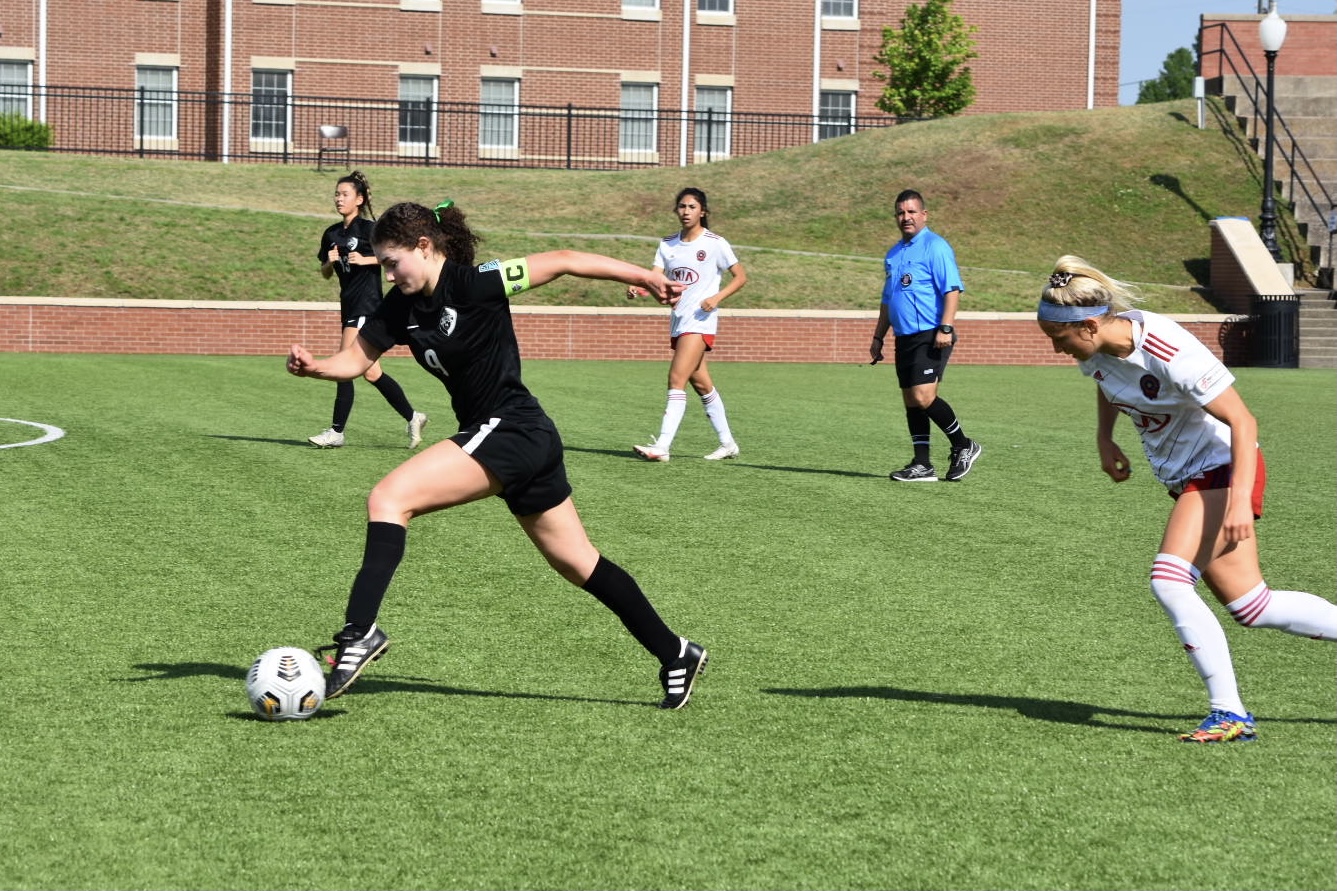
[526, 250, 681, 302]
[287, 336, 381, 382]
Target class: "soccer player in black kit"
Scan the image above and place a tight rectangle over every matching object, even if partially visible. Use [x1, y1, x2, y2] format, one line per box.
[309, 171, 428, 449]
[287, 200, 709, 709]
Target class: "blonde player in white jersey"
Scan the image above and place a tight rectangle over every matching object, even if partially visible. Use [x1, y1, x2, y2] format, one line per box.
[1037, 255, 1337, 743]
[628, 187, 747, 462]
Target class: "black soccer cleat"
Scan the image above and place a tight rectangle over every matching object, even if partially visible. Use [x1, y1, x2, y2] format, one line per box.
[658, 638, 708, 710]
[317, 623, 390, 699]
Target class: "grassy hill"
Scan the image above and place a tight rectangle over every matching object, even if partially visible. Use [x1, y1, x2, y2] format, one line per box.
[0, 98, 1294, 314]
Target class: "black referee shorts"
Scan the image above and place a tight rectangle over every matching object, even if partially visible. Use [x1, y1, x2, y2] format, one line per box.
[894, 329, 956, 389]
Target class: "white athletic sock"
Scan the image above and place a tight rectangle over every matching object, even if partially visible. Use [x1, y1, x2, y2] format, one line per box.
[1228, 581, 1337, 640]
[1150, 553, 1247, 716]
[656, 389, 688, 449]
[700, 389, 734, 445]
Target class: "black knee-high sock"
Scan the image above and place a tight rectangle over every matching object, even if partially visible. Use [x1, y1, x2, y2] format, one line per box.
[332, 380, 355, 432]
[344, 521, 407, 631]
[925, 397, 969, 449]
[369, 372, 415, 422]
[581, 556, 680, 664]
[905, 406, 932, 465]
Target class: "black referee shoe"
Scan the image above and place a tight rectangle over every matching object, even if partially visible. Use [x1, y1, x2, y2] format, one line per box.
[945, 440, 983, 481]
[658, 639, 708, 710]
[318, 624, 390, 699]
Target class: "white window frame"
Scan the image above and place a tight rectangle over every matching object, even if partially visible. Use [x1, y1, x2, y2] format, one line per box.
[398, 75, 439, 155]
[135, 66, 178, 150]
[693, 86, 731, 161]
[250, 69, 292, 151]
[0, 60, 33, 119]
[821, 0, 855, 17]
[818, 90, 856, 141]
[619, 82, 659, 162]
[480, 77, 519, 159]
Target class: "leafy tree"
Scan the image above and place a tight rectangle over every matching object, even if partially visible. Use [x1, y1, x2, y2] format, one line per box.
[872, 0, 979, 119]
[1136, 47, 1197, 104]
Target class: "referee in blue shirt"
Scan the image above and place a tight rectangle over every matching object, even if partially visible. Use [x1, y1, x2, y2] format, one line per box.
[870, 189, 982, 482]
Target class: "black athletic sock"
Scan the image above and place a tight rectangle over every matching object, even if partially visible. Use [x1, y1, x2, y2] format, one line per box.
[925, 397, 969, 449]
[332, 380, 355, 432]
[369, 372, 415, 421]
[581, 555, 680, 664]
[905, 407, 932, 466]
[343, 521, 407, 630]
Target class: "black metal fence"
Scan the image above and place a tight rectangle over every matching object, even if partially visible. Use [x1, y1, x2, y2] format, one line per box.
[20, 85, 902, 170]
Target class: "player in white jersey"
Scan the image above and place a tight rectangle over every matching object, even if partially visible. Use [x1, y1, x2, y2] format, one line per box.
[1037, 255, 1336, 743]
[627, 188, 747, 462]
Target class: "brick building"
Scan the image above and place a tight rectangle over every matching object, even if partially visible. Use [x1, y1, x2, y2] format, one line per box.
[0, 0, 1121, 166]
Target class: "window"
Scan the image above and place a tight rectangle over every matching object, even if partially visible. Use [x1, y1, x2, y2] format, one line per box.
[480, 78, 518, 151]
[818, 91, 855, 140]
[822, 0, 855, 16]
[619, 83, 658, 157]
[698, 0, 731, 11]
[623, 0, 657, 6]
[399, 75, 438, 149]
[694, 86, 731, 160]
[0, 61, 33, 118]
[135, 67, 177, 142]
[251, 70, 291, 144]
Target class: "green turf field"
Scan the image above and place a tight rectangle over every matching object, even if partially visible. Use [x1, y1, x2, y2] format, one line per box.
[2, 355, 1333, 890]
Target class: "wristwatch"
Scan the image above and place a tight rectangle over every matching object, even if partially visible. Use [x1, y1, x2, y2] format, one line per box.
[938, 324, 955, 334]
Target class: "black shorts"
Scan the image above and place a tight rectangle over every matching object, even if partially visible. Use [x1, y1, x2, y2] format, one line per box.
[895, 329, 955, 389]
[450, 414, 572, 516]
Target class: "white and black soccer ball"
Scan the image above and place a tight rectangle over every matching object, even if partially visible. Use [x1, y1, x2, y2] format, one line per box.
[246, 646, 325, 721]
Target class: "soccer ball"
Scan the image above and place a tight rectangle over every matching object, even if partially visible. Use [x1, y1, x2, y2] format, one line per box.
[246, 646, 325, 721]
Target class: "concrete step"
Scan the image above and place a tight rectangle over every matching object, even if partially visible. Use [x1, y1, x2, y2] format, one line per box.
[1298, 355, 1336, 368]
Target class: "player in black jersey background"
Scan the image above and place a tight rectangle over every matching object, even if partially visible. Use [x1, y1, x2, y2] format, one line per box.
[287, 199, 709, 710]
[309, 170, 427, 450]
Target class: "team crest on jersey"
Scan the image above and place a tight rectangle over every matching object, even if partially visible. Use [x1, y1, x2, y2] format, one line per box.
[346, 236, 359, 252]
[900, 273, 913, 286]
[438, 306, 459, 336]
[696, 250, 707, 262]
[1139, 374, 1161, 400]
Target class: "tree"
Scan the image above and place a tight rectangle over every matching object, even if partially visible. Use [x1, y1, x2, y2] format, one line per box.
[1136, 47, 1197, 104]
[872, 0, 979, 120]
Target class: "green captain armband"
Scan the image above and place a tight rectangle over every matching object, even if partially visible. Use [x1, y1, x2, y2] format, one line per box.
[497, 257, 532, 295]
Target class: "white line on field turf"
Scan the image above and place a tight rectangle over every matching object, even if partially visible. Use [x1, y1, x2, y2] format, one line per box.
[0, 418, 66, 449]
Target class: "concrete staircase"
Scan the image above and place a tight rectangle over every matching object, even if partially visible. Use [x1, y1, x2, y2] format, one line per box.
[1220, 75, 1336, 285]
[1298, 288, 1337, 369]
[1219, 75, 1337, 369]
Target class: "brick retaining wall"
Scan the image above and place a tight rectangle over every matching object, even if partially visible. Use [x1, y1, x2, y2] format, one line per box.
[0, 298, 1249, 366]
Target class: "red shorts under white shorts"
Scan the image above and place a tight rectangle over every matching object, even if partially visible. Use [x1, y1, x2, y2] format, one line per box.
[671, 333, 715, 352]
[1169, 447, 1267, 519]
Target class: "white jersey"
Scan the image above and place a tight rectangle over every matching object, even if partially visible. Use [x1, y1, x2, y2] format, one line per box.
[1078, 310, 1236, 488]
[653, 229, 739, 337]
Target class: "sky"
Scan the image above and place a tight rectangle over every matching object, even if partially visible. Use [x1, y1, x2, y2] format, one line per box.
[1119, 0, 1336, 104]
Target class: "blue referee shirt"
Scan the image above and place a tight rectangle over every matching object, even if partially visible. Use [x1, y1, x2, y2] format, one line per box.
[881, 226, 964, 336]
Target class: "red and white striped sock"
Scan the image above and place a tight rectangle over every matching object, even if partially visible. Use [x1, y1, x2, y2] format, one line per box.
[1227, 581, 1337, 640]
[1150, 553, 1246, 716]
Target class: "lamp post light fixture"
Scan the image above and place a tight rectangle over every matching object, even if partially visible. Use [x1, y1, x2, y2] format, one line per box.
[1258, 3, 1288, 262]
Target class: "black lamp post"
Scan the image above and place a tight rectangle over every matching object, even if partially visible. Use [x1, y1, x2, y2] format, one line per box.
[1258, 4, 1288, 262]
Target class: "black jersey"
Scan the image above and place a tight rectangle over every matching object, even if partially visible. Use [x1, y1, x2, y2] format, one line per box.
[318, 217, 382, 318]
[359, 259, 545, 427]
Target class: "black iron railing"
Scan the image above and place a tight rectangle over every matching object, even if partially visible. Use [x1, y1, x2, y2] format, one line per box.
[11, 85, 904, 170]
